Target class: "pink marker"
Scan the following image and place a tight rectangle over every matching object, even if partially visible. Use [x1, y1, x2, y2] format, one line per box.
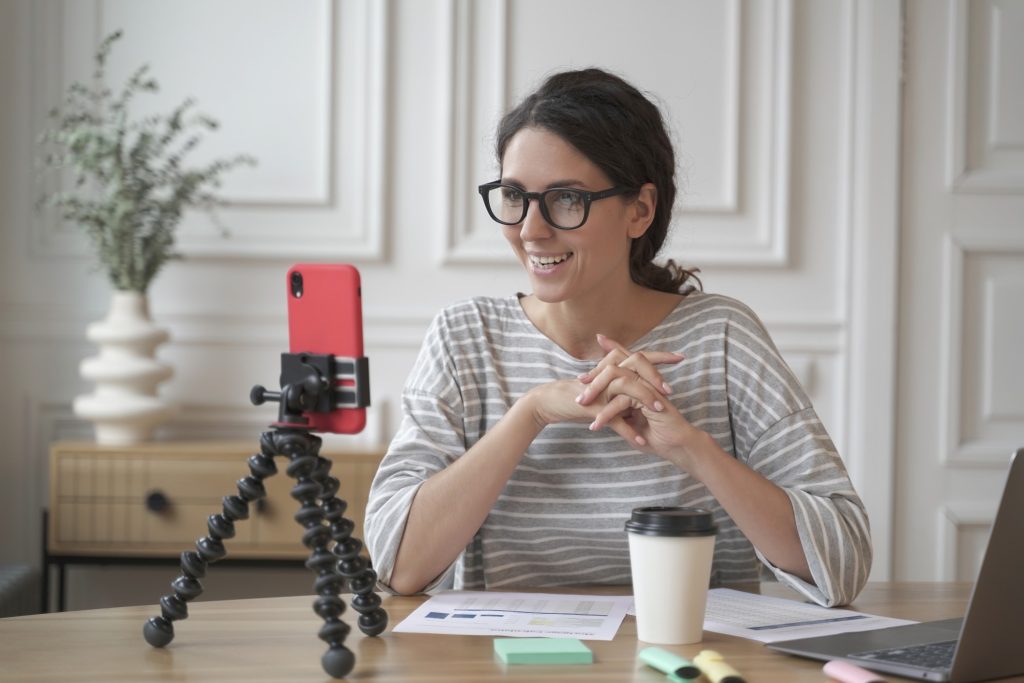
[823, 659, 887, 683]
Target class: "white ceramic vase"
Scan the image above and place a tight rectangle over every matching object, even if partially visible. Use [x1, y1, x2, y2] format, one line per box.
[72, 291, 177, 445]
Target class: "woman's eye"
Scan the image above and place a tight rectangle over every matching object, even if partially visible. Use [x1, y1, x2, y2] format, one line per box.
[553, 191, 582, 208]
[501, 188, 523, 204]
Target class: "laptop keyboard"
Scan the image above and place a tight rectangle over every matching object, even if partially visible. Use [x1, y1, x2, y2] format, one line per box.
[850, 640, 957, 671]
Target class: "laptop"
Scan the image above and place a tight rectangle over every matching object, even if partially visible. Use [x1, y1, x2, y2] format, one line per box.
[767, 448, 1024, 682]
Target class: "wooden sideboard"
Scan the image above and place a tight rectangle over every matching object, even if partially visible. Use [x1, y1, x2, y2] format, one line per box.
[44, 440, 384, 610]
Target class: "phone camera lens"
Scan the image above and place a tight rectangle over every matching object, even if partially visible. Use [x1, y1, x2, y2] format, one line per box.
[290, 271, 304, 298]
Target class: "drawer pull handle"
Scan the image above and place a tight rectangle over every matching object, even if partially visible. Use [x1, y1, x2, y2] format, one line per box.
[145, 490, 171, 513]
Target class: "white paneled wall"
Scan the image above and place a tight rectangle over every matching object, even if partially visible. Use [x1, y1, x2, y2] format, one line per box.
[0, 0, 925, 594]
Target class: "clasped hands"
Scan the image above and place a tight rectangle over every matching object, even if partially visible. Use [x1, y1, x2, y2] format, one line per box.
[529, 333, 698, 464]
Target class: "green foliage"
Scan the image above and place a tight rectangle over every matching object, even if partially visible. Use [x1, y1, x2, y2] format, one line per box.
[38, 30, 256, 293]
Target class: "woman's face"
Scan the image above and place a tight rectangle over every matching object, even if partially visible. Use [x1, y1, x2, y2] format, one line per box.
[499, 127, 647, 305]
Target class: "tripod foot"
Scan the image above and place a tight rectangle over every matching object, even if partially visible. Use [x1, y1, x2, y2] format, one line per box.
[357, 609, 388, 637]
[322, 646, 356, 679]
[142, 616, 175, 648]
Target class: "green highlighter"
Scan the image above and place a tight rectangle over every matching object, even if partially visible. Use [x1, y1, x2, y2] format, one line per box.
[639, 647, 701, 682]
[493, 638, 594, 665]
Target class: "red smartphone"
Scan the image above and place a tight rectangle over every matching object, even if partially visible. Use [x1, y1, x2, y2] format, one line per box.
[286, 263, 368, 434]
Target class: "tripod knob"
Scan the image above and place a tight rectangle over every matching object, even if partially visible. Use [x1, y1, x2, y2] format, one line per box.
[250, 385, 281, 406]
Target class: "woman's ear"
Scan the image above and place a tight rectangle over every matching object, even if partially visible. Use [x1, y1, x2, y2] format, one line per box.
[626, 183, 657, 239]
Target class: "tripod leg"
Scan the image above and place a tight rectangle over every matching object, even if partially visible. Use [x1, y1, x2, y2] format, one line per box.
[274, 429, 358, 678]
[314, 458, 388, 638]
[142, 444, 276, 648]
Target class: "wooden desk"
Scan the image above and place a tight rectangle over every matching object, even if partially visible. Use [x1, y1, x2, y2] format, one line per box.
[1, 583, 1020, 682]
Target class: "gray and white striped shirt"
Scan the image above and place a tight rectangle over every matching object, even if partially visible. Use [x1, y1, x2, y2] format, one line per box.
[365, 293, 871, 606]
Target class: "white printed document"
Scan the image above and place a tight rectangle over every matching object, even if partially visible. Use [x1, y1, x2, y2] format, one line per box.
[701, 588, 916, 643]
[392, 590, 632, 640]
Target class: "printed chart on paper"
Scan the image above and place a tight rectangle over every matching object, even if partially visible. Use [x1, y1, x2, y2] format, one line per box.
[393, 591, 632, 640]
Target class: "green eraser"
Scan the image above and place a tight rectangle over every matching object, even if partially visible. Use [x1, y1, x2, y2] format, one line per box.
[493, 638, 593, 664]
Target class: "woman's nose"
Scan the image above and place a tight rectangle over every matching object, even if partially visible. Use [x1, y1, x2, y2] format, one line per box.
[519, 200, 554, 240]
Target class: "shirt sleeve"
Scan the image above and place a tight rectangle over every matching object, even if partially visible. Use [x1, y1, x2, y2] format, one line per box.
[363, 313, 467, 593]
[721, 302, 872, 606]
[746, 409, 872, 606]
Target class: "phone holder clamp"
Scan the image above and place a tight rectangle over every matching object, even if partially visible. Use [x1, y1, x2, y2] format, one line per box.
[250, 352, 370, 427]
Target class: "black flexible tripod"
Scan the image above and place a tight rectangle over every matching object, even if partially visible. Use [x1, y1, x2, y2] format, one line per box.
[142, 351, 388, 678]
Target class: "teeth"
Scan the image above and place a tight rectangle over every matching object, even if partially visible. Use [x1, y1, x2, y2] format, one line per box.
[531, 253, 572, 266]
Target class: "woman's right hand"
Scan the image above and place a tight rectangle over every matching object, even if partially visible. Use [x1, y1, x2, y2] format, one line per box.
[523, 378, 597, 428]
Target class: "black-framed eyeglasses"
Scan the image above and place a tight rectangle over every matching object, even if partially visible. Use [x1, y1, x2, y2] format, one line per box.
[477, 180, 636, 230]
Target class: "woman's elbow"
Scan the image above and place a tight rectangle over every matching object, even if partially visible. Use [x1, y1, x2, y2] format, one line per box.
[386, 569, 427, 596]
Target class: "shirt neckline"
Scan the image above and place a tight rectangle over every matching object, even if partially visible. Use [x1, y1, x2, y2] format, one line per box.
[508, 292, 692, 366]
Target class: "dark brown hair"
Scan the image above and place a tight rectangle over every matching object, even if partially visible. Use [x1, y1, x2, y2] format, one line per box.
[495, 68, 700, 294]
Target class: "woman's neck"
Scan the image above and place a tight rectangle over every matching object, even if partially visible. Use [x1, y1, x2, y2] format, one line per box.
[519, 285, 683, 360]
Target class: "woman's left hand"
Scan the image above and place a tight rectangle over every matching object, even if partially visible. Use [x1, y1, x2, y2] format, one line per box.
[577, 334, 699, 464]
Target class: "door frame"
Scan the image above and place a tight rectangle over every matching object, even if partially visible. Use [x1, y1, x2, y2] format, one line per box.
[845, 0, 903, 581]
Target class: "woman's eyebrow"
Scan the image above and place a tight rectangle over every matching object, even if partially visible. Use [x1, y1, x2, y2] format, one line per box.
[500, 177, 587, 190]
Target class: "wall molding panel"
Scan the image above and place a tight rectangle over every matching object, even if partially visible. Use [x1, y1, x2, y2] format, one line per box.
[937, 503, 996, 581]
[946, 0, 1024, 193]
[939, 230, 1024, 466]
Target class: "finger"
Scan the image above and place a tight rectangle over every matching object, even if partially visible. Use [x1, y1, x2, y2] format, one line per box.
[577, 348, 629, 385]
[592, 410, 647, 447]
[578, 341, 684, 387]
[576, 364, 624, 404]
[589, 392, 659, 431]
[593, 334, 684, 392]
[596, 332, 630, 356]
[597, 334, 688, 365]
[598, 333, 687, 363]
[577, 364, 665, 410]
[641, 350, 687, 364]
[573, 366, 634, 409]
[617, 351, 674, 396]
[614, 371, 667, 412]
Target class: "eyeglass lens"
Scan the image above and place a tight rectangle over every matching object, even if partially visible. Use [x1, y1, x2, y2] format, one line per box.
[486, 186, 587, 230]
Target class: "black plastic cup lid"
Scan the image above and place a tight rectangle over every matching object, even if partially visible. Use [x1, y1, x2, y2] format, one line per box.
[624, 506, 717, 537]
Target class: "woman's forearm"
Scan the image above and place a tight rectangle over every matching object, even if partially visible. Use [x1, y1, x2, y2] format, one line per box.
[675, 431, 813, 582]
[388, 395, 546, 594]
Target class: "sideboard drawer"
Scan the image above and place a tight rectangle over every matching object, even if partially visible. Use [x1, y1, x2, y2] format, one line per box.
[48, 441, 384, 559]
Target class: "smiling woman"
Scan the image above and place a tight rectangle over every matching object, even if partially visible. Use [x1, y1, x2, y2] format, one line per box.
[364, 68, 872, 608]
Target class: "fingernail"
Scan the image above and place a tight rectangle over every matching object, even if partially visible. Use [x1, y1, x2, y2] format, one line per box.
[575, 393, 584, 404]
[635, 435, 646, 446]
[662, 382, 672, 394]
[653, 401, 664, 412]
[589, 421, 599, 431]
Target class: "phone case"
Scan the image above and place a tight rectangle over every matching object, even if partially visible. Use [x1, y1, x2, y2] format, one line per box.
[286, 263, 367, 434]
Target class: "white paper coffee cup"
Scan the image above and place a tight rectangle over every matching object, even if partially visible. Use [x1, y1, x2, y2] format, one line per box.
[626, 506, 717, 644]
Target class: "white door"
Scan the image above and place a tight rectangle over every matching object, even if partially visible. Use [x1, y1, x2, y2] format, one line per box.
[896, 0, 1024, 580]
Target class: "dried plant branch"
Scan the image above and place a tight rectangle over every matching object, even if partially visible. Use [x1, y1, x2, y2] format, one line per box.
[38, 30, 256, 293]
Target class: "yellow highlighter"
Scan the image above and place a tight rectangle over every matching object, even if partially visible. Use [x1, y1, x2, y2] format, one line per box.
[693, 649, 746, 683]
